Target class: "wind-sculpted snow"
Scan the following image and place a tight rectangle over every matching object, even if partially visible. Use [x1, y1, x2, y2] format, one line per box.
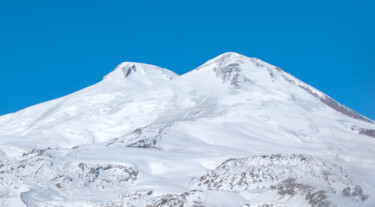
[0, 52, 374, 206]
[193, 154, 368, 206]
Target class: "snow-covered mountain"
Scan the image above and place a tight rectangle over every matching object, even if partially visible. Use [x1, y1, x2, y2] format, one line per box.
[0, 52, 374, 206]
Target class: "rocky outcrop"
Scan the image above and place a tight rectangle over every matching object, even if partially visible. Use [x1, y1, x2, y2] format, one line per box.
[357, 128, 375, 138]
[193, 154, 368, 206]
[107, 125, 170, 149]
[213, 63, 252, 87]
[351, 125, 375, 138]
[84, 189, 205, 207]
[0, 148, 138, 206]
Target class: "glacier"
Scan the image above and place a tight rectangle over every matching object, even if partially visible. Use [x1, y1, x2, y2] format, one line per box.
[0, 52, 374, 206]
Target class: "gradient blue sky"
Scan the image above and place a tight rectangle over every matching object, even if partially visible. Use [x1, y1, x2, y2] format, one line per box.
[0, 0, 374, 120]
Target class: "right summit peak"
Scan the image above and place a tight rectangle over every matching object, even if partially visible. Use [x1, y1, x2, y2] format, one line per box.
[210, 52, 248, 63]
[195, 52, 248, 71]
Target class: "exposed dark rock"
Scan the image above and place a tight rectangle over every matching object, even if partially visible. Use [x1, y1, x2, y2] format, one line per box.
[151, 190, 205, 207]
[127, 138, 157, 149]
[305, 190, 331, 207]
[91, 189, 205, 207]
[53, 163, 138, 189]
[358, 128, 375, 138]
[213, 63, 251, 87]
[107, 125, 170, 149]
[123, 64, 137, 78]
[342, 186, 369, 201]
[351, 125, 375, 138]
[271, 178, 332, 207]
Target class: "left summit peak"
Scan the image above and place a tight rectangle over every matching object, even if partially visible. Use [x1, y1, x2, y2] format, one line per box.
[102, 62, 178, 84]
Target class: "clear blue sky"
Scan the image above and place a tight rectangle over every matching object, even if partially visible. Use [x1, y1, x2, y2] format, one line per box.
[0, 0, 374, 120]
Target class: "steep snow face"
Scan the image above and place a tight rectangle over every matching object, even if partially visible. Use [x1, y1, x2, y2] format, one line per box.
[0, 52, 374, 206]
[0, 62, 178, 151]
[192, 52, 286, 87]
[191, 52, 373, 123]
[192, 52, 271, 87]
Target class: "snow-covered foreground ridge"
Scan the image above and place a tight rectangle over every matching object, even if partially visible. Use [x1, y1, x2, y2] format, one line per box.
[0, 52, 374, 206]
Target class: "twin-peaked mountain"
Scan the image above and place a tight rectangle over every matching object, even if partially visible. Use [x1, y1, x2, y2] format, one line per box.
[0, 53, 374, 206]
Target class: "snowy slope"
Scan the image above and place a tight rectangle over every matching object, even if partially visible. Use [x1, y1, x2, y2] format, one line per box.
[0, 52, 374, 206]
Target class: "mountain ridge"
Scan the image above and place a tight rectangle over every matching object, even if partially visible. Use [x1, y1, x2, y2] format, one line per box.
[0, 52, 374, 206]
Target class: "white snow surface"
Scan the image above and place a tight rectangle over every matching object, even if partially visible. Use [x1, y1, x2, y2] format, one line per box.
[0, 52, 374, 206]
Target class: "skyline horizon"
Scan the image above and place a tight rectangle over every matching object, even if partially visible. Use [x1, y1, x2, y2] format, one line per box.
[1, 51, 374, 122]
[0, 1, 374, 120]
